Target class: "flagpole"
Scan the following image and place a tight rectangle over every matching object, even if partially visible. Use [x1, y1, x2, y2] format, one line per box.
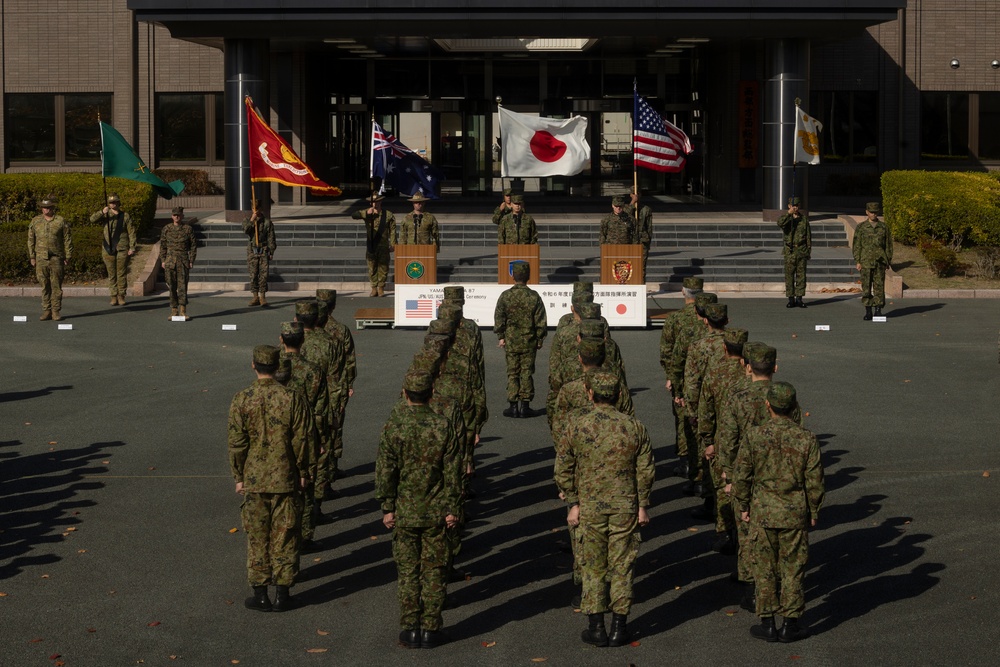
[496, 97, 506, 194]
[98, 113, 114, 255]
[792, 98, 800, 203]
[632, 81, 639, 224]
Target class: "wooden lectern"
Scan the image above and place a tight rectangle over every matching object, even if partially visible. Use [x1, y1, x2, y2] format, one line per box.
[600, 244, 644, 285]
[393, 244, 437, 285]
[498, 244, 541, 284]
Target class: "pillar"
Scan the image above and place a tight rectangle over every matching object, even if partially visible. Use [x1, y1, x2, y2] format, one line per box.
[762, 39, 809, 221]
[224, 38, 268, 221]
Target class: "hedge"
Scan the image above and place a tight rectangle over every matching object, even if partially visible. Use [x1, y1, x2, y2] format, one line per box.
[881, 170, 1000, 248]
[0, 173, 161, 281]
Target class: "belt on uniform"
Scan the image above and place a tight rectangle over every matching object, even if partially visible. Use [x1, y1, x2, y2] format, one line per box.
[251, 246, 267, 255]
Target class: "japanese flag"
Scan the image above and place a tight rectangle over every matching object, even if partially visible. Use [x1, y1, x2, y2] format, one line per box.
[499, 107, 591, 177]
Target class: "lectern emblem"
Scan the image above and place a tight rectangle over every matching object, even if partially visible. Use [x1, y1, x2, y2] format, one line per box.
[405, 261, 425, 280]
[613, 260, 632, 284]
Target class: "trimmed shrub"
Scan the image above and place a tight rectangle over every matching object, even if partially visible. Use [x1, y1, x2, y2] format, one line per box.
[152, 168, 224, 195]
[919, 240, 960, 277]
[881, 170, 1000, 249]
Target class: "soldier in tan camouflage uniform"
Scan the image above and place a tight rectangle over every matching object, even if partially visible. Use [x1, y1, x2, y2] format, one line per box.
[243, 209, 276, 307]
[494, 262, 547, 417]
[27, 195, 73, 321]
[228, 345, 312, 612]
[397, 192, 440, 249]
[352, 194, 395, 297]
[555, 372, 654, 648]
[734, 381, 824, 643]
[376, 369, 462, 649]
[660, 277, 703, 476]
[90, 193, 136, 306]
[159, 206, 197, 320]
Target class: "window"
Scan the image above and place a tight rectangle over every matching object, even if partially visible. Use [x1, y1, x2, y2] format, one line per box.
[7, 93, 111, 164]
[157, 93, 224, 164]
[809, 91, 878, 163]
[920, 92, 1000, 162]
[979, 93, 1000, 161]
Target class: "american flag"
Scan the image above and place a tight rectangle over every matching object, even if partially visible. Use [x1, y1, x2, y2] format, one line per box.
[371, 121, 444, 198]
[405, 299, 436, 318]
[633, 84, 693, 173]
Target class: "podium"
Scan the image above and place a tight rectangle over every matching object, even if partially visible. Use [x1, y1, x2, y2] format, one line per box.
[600, 244, 644, 285]
[498, 244, 540, 284]
[393, 244, 437, 285]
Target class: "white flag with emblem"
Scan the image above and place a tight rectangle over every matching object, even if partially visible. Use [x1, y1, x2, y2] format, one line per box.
[794, 108, 823, 165]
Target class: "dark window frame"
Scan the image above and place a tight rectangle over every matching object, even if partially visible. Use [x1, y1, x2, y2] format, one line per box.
[6, 93, 112, 166]
[156, 92, 225, 166]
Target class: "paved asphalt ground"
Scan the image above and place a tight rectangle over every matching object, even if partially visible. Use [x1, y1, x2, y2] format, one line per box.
[2, 293, 999, 666]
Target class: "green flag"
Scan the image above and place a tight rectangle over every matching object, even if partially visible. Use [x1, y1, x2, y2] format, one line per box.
[100, 121, 184, 199]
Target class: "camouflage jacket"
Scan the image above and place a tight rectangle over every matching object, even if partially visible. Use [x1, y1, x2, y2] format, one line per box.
[323, 316, 357, 404]
[458, 317, 486, 390]
[624, 204, 653, 246]
[555, 405, 654, 513]
[242, 215, 277, 256]
[352, 208, 395, 253]
[668, 309, 708, 390]
[497, 212, 538, 244]
[732, 416, 825, 528]
[28, 215, 73, 261]
[683, 330, 725, 419]
[375, 403, 462, 527]
[398, 211, 439, 248]
[302, 328, 346, 408]
[659, 303, 692, 379]
[777, 212, 811, 257]
[447, 334, 488, 433]
[90, 209, 137, 254]
[285, 351, 333, 440]
[697, 356, 749, 449]
[494, 284, 547, 353]
[159, 222, 197, 268]
[716, 379, 802, 479]
[599, 212, 637, 245]
[852, 219, 893, 268]
[228, 378, 312, 494]
[552, 375, 634, 444]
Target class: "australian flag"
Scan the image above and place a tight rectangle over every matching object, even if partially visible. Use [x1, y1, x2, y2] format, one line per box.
[371, 121, 444, 199]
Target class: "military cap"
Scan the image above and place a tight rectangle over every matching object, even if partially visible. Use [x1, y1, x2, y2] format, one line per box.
[579, 318, 605, 340]
[578, 338, 605, 360]
[573, 282, 594, 296]
[427, 319, 455, 336]
[578, 301, 602, 320]
[788, 196, 801, 206]
[612, 195, 626, 207]
[410, 191, 431, 203]
[368, 193, 385, 204]
[275, 356, 292, 384]
[694, 292, 718, 311]
[704, 303, 728, 322]
[572, 292, 595, 308]
[767, 381, 797, 410]
[107, 193, 121, 204]
[295, 300, 318, 317]
[724, 327, 749, 345]
[443, 285, 465, 303]
[436, 302, 462, 323]
[742, 341, 763, 362]
[280, 321, 304, 336]
[402, 369, 435, 394]
[253, 344, 280, 366]
[746, 343, 777, 366]
[40, 195, 57, 208]
[421, 334, 451, 356]
[511, 194, 524, 204]
[502, 188, 513, 196]
[410, 348, 443, 375]
[866, 201, 881, 214]
[317, 300, 330, 321]
[682, 277, 704, 290]
[586, 370, 620, 398]
[316, 289, 337, 308]
[511, 261, 530, 282]
[171, 206, 184, 216]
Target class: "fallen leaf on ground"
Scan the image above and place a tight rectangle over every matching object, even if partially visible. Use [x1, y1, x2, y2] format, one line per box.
[370, 536, 378, 541]
[148, 467, 156, 471]
[791, 334, 797, 338]
[804, 412, 810, 417]
[725, 610, 738, 616]
[102, 461, 110, 464]
[231, 661, 240, 665]
[629, 640, 641, 647]
[316, 630, 329, 636]
[306, 648, 328, 653]
[49, 441, 57, 445]
[41, 574, 50, 579]
[687, 527, 698, 532]
[984, 471, 991, 478]
[0, 592, 7, 597]
[675, 585, 681, 590]
[481, 641, 496, 647]
[29, 638, 43, 643]
[531, 659, 548, 663]
[49, 654, 61, 660]
[313, 558, 321, 562]
[78, 550, 87, 554]
[970, 595, 977, 600]
[55, 662, 65, 667]
[66, 527, 76, 532]
[228, 528, 239, 534]
[25, 422, 31, 425]
[87, 628, 97, 633]
[147, 621, 161, 627]
[169, 657, 178, 661]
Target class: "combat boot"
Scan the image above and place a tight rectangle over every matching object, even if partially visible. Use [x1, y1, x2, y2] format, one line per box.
[779, 617, 810, 642]
[169, 307, 179, 320]
[863, 306, 873, 321]
[519, 401, 533, 418]
[52, 311, 62, 321]
[785, 296, 795, 308]
[874, 307, 883, 317]
[259, 293, 268, 307]
[796, 296, 807, 308]
[712, 530, 735, 554]
[272, 585, 296, 612]
[420, 628, 448, 649]
[750, 616, 778, 642]
[581, 613, 609, 647]
[40, 311, 52, 321]
[179, 305, 189, 321]
[111, 296, 119, 306]
[503, 401, 520, 418]
[690, 497, 714, 521]
[244, 585, 272, 612]
[607, 613, 630, 647]
[740, 584, 756, 612]
[248, 293, 260, 306]
[377, 286, 385, 297]
[398, 629, 420, 649]
[369, 287, 378, 297]
[118, 294, 126, 306]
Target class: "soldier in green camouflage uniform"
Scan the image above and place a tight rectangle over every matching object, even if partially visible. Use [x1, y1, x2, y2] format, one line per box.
[90, 193, 136, 306]
[376, 369, 462, 649]
[555, 372, 654, 648]
[317, 289, 357, 487]
[491, 187, 513, 241]
[733, 382, 824, 643]
[494, 262, 547, 417]
[159, 206, 197, 320]
[660, 277, 703, 472]
[625, 187, 653, 281]
[27, 195, 73, 321]
[397, 192, 440, 249]
[599, 195, 637, 245]
[228, 345, 312, 613]
[497, 195, 538, 244]
[777, 196, 811, 308]
[352, 194, 395, 297]
[853, 201, 894, 320]
[243, 209, 276, 307]
[280, 321, 329, 553]
[547, 284, 596, 429]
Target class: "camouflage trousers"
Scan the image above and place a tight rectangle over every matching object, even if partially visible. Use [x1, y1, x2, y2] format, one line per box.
[709, 457, 734, 534]
[783, 252, 808, 297]
[579, 510, 641, 616]
[504, 347, 538, 401]
[246, 252, 270, 294]
[736, 512, 755, 583]
[641, 243, 649, 283]
[102, 250, 130, 297]
[35, 256, 65, 313]
[241, 492, 302, 587]
[163, 260, 190, 307]
[313, 433, 334, 503]
[671, 395, 690, 458]
[299, 479, 317, 542]
[366, 248, 390, 289]
[393, 524, 449, 631]
[859, 264, 887, 307]
[751, 524, 808, 619]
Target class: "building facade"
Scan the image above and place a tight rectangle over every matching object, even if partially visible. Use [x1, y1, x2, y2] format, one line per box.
[2, 1, 997, 216]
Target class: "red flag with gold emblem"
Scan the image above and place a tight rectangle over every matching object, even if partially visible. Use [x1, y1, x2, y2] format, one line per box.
[245, 96, 341, 196]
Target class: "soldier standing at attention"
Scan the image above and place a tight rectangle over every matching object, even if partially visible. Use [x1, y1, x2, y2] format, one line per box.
[497, 195, 538, 244]
[398, 192, 439, 250]
[243, 208, 276, 307]
[555, 372, 654, 648]
[733, 381, 824, 643]
[352, 194, 395, 297]
[159, 206, 197, 320]
[317, 289, 357, 492]
[27, 195, 72, 321]
[660, 277, 703, 477]
[599, 195, 637, 245]
[625, 187, 653, 281]
[228, 345, 312, 613]
[777, 196, 811, 308]
[376, 369, 462, 649]
[853, 201, 893, 320]
[494, 262, 547, 418]
[90, 193, 136, 306]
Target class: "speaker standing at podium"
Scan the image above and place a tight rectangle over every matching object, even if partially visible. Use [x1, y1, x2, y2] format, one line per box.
[398, 192, 440, 250]
[599, 195, 637, 245]
[497, 195, 537, 245]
